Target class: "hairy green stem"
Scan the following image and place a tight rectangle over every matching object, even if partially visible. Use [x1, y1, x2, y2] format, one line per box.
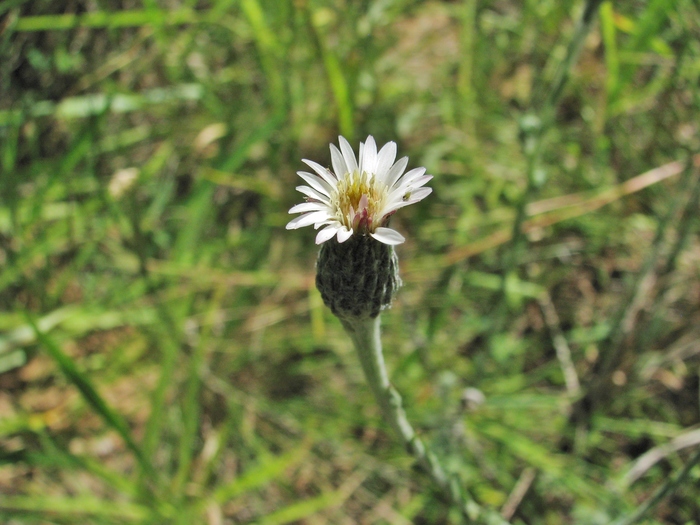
[342, 315, 510, 525]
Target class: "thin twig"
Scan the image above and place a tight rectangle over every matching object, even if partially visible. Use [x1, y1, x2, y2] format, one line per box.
[620, 427, 700, 488]
[538, 293, 580, 396]
[500, 467, 536, 520]
[612, 445, 700, 525]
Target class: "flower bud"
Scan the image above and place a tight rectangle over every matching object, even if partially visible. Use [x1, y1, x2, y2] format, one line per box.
[315, 233, 401, 321]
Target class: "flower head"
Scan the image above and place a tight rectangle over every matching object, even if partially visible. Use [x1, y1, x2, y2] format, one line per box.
[286, 136, 432, 245]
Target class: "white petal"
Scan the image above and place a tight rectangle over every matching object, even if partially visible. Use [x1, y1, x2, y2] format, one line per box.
[397, 167, 427, 186]
[408, 186, 432, 202]
[295, 185, 330, 204]
[285, 210, 330, 229]
[409, 174, 433, 188]
[302, 159, 337, 187]
[382, 187, 433, 215]
[404, 187, 433, 205]
[362, 136, 377, 175]
[382, 201, 414, 214]
[358, 142, 364, 173]
[336, 227, 353, 243]
[388, 174, 432, 200]
[339, 136, 358, 174]
[370, 227, 405, 245]
[316, 225, 341, 244]
[313, 220, 334, 230]
[288, 202, 328, 214]
[330, 144, 348, 178]
[297, 171, 332, 197]
[379, 197, 403, 216]
[375, 141, 397, 182]
[384, 156, 409, 188]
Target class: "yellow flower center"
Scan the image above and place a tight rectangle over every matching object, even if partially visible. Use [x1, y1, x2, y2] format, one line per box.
[333, 171, 388, 231]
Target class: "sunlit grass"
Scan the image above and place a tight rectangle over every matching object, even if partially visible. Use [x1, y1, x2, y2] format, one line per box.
[1, 0, 699, 524]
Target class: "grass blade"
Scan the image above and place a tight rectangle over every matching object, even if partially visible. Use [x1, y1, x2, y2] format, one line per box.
[304, 6, 354, 139]
[14, 8, 199, 32]
[212, 444, 310, 505]
[0, 494, 150, 521]
[26, 313, 157, 481]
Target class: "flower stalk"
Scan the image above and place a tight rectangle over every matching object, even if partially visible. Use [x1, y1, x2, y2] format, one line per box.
[291, 135, 510, 523]
[342, 314, 510, 525]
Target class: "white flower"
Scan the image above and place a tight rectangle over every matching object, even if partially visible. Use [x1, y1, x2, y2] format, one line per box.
[286, 135, 433, 245]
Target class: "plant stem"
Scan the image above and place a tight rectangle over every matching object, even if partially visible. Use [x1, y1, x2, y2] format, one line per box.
[342, 315, 511, 525]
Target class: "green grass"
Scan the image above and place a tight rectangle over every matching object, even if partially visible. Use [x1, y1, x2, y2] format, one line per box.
[1, 0, 700, 524]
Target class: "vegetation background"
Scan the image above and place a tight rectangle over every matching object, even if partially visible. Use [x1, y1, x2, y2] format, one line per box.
[1, 0, 699, 523]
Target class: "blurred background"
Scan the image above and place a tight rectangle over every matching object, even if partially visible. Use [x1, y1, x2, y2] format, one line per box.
[1, 1, 699, 523]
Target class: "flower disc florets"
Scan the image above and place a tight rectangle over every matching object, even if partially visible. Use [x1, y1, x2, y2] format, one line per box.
[334, 170, 388, 232]
[286, 135, 432, 245]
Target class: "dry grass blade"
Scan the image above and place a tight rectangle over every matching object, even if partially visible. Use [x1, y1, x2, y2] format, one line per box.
[501, 467, 537, 520]
[538, 293, 580, 396]
[620, 427, 700, 487]
[445, 154, 700, 265]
